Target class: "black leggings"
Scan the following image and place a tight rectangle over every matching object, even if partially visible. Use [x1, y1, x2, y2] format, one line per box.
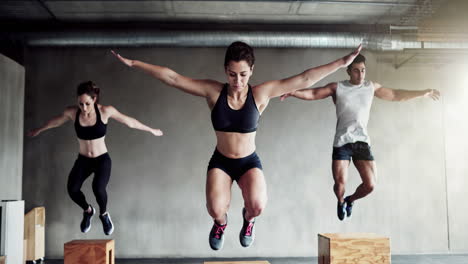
[67, 153, 112, 215]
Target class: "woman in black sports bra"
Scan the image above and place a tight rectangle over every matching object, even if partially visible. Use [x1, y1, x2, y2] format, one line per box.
[112, 42, 361, 250]
[28, 81, 163, 235]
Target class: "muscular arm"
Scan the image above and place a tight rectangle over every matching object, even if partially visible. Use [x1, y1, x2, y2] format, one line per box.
[111, 50, 220, 98]
[374, 82, 440, 101]
[27, 107, 75, 137]
[280, 82, 337, 101]
[106, 106, 163, 136]
[257, 45, 361, 100]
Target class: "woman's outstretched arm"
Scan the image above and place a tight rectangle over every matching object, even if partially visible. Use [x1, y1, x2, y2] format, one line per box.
[105, 105, 163, 136]
[111, 50, 220, 98]
[27, 107, 75, 137]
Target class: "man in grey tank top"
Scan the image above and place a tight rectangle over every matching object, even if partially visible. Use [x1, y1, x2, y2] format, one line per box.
[281, 54, 440, 221]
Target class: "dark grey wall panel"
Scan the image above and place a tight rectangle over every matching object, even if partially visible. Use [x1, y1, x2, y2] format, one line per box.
[0, 53, 24, 201]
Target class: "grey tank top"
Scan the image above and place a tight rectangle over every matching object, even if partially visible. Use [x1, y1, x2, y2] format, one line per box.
[333, 80, 374, 147]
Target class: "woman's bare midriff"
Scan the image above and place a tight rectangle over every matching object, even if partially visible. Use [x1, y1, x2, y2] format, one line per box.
[78, 137, 108, 158]
[215, 131, 256, 158]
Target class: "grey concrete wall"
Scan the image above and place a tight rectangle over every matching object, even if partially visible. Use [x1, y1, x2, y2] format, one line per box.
[22, 47, 465, 258]
[0, 53, 24, 201]
[441, 66, 468, 253]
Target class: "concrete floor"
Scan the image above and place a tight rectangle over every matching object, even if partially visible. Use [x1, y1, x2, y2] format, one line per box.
[42, 254, 468, 264]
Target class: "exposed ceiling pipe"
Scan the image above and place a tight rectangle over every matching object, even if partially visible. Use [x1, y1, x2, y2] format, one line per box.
[287, 0, 417, 6]
[389, 25, 419, 31]
[11, 31, 468, 51]
[161, 0, 418, 7]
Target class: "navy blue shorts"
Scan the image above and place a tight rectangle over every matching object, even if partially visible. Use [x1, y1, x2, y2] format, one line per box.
[332, 141, 375, 161]
[207, 149, 263, 182]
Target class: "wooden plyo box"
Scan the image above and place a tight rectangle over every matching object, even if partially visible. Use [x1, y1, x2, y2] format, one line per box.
[64, 240, 114, 264]
[23, 240, 27, 263]
[24, 207, 45, 261]
[0, 256, 5, 264]
[318, 233, 390, 264]
[203, 260, 270, 264]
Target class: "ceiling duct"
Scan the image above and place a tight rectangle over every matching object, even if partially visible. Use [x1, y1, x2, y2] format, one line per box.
[6, 30, 468, 51]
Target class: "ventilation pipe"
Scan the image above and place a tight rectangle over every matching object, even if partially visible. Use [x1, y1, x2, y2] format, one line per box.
[12, 31, 468, 51]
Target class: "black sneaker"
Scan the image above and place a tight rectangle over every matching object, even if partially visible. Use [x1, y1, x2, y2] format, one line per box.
[239, 208, 255, 247]
[344, 196, 354, 217]
[80, 205, 95, 233]
[337, 201, 346, 221]
[209, 218, 227, 251]
[99, 212, 114, 235]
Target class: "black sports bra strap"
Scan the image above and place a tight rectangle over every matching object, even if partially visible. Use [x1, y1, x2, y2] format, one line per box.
[94, 104, 101, 119]
[75, 107, 80, 121]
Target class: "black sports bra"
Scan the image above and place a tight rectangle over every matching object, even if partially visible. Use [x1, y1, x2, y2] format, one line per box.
[211, 84, 260, 133]
[74, 104, 107, 140]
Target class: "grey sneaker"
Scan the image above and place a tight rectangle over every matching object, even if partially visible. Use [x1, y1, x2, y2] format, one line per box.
[239, 208, 255, 247]
[80, 205, 95, 233]
[209, 219, 227, 250]
[99, 212, 114, 235]
[344, 196, 354, 217]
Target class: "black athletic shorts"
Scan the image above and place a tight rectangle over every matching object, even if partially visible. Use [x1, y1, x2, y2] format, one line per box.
[332, 141, 375, 161]
[207, 149, 263, 181]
